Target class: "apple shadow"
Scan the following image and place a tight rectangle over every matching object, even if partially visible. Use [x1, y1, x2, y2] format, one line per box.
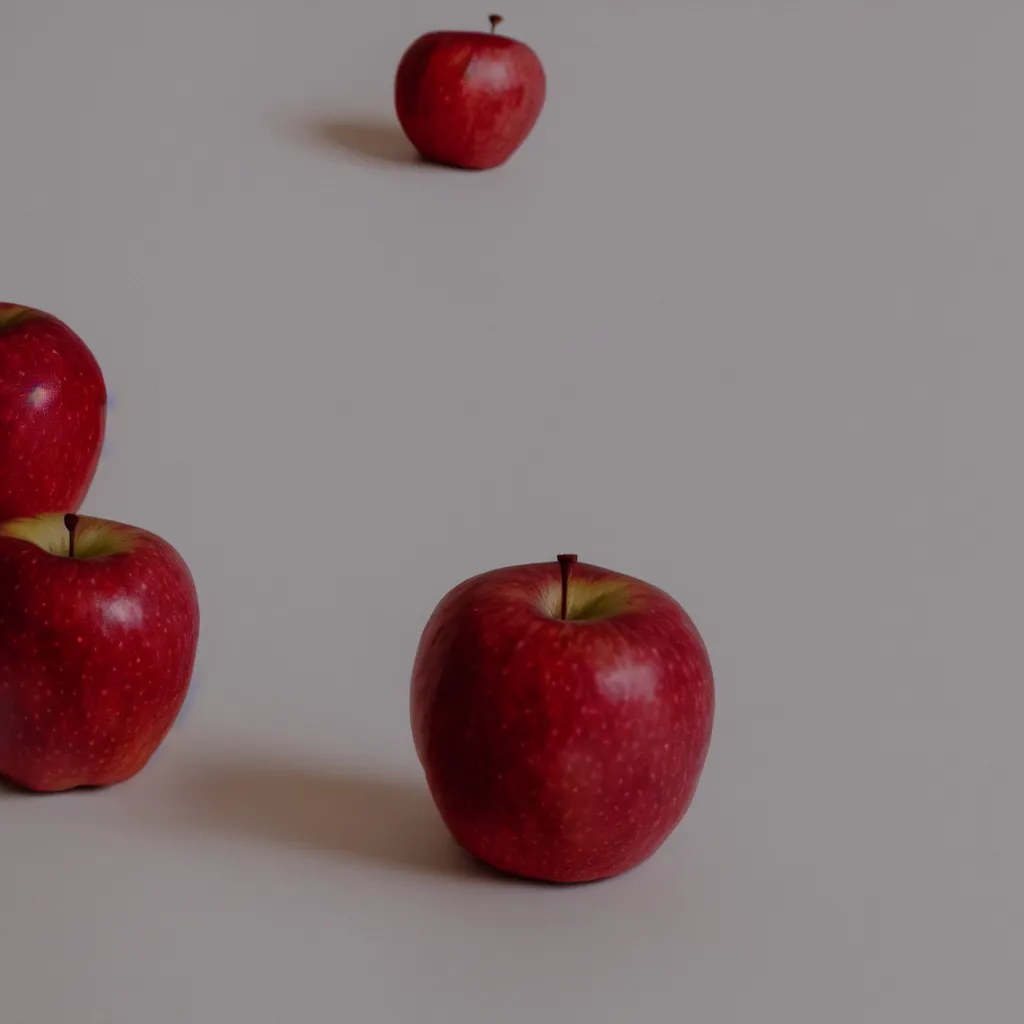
[1, 755, 604, 887]
[159, 752, 489, 878]
[299, 116, 423, 166]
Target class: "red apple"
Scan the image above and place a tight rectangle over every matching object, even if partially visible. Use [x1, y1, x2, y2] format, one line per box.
[0, 303, 107, 521]
[411, 554, 715, 883]
[0, 512, 200, 792]
[394, 14, 546, 170]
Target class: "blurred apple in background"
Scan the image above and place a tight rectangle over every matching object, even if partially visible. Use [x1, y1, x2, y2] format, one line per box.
[411, 554, 715, 882]
[0, 303, 107, 521]
[0, 512, 200, 792]
[395, 15, 547, 170]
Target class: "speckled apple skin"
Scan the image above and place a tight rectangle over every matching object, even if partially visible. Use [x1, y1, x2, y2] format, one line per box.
[0, 515, 200, 792]
[0, 303, 107, 521]
[394, 30, 546, 170]
[411, 560, 714, 883]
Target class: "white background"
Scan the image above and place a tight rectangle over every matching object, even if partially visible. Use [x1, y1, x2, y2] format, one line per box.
[1, 2, 1021, 1021]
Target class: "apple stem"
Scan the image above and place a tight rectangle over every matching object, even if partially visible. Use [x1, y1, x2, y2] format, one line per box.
[489, 14, 503, 33]
[64, 513, 79, 558]
[557, 554, 578, 620]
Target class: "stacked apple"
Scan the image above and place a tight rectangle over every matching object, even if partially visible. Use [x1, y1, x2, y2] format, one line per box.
[0, 303, 199, 792]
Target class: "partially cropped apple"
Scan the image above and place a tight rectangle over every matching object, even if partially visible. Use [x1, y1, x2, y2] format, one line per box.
[0, 513, 200, 792]
[0, 303, 107, 521]
[411, 555, 715, 883]
[394, 14, 547, 170]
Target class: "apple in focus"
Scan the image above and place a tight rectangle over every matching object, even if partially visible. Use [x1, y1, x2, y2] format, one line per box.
[0, 513, 200, 792]
[0, 303, 107, 521]
[411, 554, 714, 882]
[394, 15, 546, 170]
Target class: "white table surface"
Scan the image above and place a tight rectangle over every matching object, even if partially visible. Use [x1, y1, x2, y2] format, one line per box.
[2, 2, 1021, 1021]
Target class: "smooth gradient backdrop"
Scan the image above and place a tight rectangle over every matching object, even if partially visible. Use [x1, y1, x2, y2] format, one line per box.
[1, 2, 1020, 1021]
